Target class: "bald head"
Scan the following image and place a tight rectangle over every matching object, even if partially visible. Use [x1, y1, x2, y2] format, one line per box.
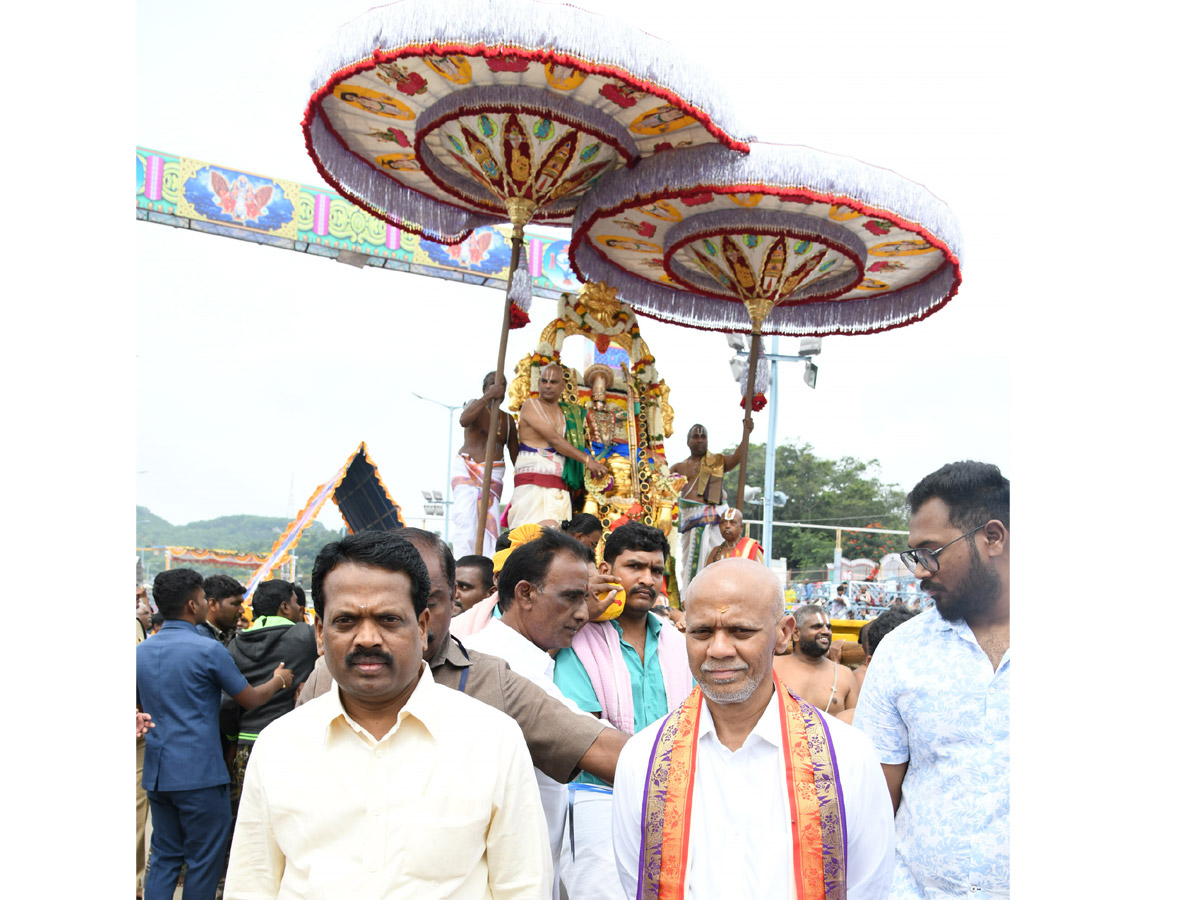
[718, 507, 744, 543]
[537, 363, 566, 403]
[687, 557, 783, 620]
[684, 557, 792, 707]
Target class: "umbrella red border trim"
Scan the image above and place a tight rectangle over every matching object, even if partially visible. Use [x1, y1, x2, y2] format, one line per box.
[307, 42, 750, 154]
[569, 183, 962, 336]
[302, 42, 752, 243]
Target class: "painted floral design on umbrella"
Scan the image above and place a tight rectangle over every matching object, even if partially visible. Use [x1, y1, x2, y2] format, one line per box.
[570, 139, 962, 506]
[303, 0, 752, 244]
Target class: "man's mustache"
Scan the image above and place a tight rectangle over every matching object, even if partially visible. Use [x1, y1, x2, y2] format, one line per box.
[700, 661, 748, 673]
[346, 649, 394, 666]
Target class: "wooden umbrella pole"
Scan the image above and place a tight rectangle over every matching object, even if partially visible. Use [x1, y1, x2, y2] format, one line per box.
[475, 200, 534, 554]
[734, 321, 761, 510]
[734, 297, 775, 510]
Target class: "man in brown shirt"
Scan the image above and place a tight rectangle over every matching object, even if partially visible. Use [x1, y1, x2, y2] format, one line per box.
[297, 527, 629, 784]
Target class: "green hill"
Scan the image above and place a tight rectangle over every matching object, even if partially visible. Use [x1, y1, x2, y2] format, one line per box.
[136, 506, 344, 588]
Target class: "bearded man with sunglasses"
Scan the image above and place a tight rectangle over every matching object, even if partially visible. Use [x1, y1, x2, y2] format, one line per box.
[854, 461, 1010, 900]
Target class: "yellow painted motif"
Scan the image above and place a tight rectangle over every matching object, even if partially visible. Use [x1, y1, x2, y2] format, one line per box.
[728, 192, 763, 207]
[423, 54, 473, 84]
[637, 200, 682, 222]
[868, 240, 936, 256]
[333, 84, 415, 120]
[829, 205, 861, 221]
[376, 152, 420, 172]
[630, 105, 697, 135]
[595, 235, 662, 253]
[544, 61, 587, 90]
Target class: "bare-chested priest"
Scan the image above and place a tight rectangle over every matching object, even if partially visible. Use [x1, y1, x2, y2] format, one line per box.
[704, 507, 765, 566]
[509, 364, 607, 529]
[773, 604, 858, 716]
[669, 422, 750, 603]
[451, 371, 519, 556]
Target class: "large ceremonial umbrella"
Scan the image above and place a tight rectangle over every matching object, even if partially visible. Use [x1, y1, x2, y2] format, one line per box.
[303, 0, 751, 551]
[569, 140, 963, 507]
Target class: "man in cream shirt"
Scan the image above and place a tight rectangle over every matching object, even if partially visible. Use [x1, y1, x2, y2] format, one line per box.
[225, 531, 551, 900]
[611, 558, 894, 900]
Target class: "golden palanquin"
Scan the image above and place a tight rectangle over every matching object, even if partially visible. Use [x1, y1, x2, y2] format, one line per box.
[509, 282, 684, 545]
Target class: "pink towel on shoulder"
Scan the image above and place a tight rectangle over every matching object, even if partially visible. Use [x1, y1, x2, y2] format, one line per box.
[571, 619, 694, 734]
[655, 622, 694, 710]
[449, 593, 500, 639]
[572, 622, 634, 733]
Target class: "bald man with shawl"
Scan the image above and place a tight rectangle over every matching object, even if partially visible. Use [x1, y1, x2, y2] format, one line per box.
[510, 364, 606, 529]
[611, 558, 894, 900]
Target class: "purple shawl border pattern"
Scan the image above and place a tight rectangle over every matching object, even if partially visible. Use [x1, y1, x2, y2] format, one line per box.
[789, 687, 849, 900]
[636, 711, 680, 900]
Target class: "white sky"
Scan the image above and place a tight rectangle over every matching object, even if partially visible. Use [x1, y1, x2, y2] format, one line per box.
[135, 0, 1010, 539]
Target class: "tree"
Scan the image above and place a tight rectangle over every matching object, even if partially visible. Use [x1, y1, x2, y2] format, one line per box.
[720, 441, 907, 576]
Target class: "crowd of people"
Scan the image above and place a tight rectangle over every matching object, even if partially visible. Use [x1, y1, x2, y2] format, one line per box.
[137, 434, 1010, 899]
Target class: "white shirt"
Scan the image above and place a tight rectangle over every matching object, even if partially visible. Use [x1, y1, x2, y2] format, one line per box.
[463, 618, 586, 898]
[462, 619, 587, 715]
[225, 663, 552, 900]
[611, 686, 895, 900]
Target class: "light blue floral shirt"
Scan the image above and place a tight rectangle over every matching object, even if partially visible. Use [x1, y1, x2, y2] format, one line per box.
[855, 607, 1010, 898]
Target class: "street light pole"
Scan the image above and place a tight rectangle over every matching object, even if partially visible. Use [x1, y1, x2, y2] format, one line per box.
[412, 392, 464, 543]
[730, 337, 820, 565]
[763, 335, 780, 561]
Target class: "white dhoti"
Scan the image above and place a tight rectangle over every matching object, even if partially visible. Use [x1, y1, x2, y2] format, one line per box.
[537, 771, 568, 900]
[559, 785, 624, 900]
[676, 500, 725, 604]
[450, 453, 503, 556]
[509, 447, 572, 529]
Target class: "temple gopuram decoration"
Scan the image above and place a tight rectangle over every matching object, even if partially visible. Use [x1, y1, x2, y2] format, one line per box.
[509, 282, 683, 540]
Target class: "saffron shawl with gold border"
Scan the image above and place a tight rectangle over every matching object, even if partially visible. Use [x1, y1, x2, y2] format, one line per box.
[636, 673, 847, 900]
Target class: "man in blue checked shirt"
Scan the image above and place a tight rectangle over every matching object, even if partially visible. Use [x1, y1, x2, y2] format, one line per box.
[855, 461, 1010, 899]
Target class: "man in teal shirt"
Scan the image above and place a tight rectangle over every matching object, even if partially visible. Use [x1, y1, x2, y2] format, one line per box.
[553, 522, 693, 900]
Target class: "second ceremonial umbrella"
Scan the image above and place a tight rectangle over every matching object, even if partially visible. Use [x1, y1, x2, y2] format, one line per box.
[570, 140, 964, 507]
